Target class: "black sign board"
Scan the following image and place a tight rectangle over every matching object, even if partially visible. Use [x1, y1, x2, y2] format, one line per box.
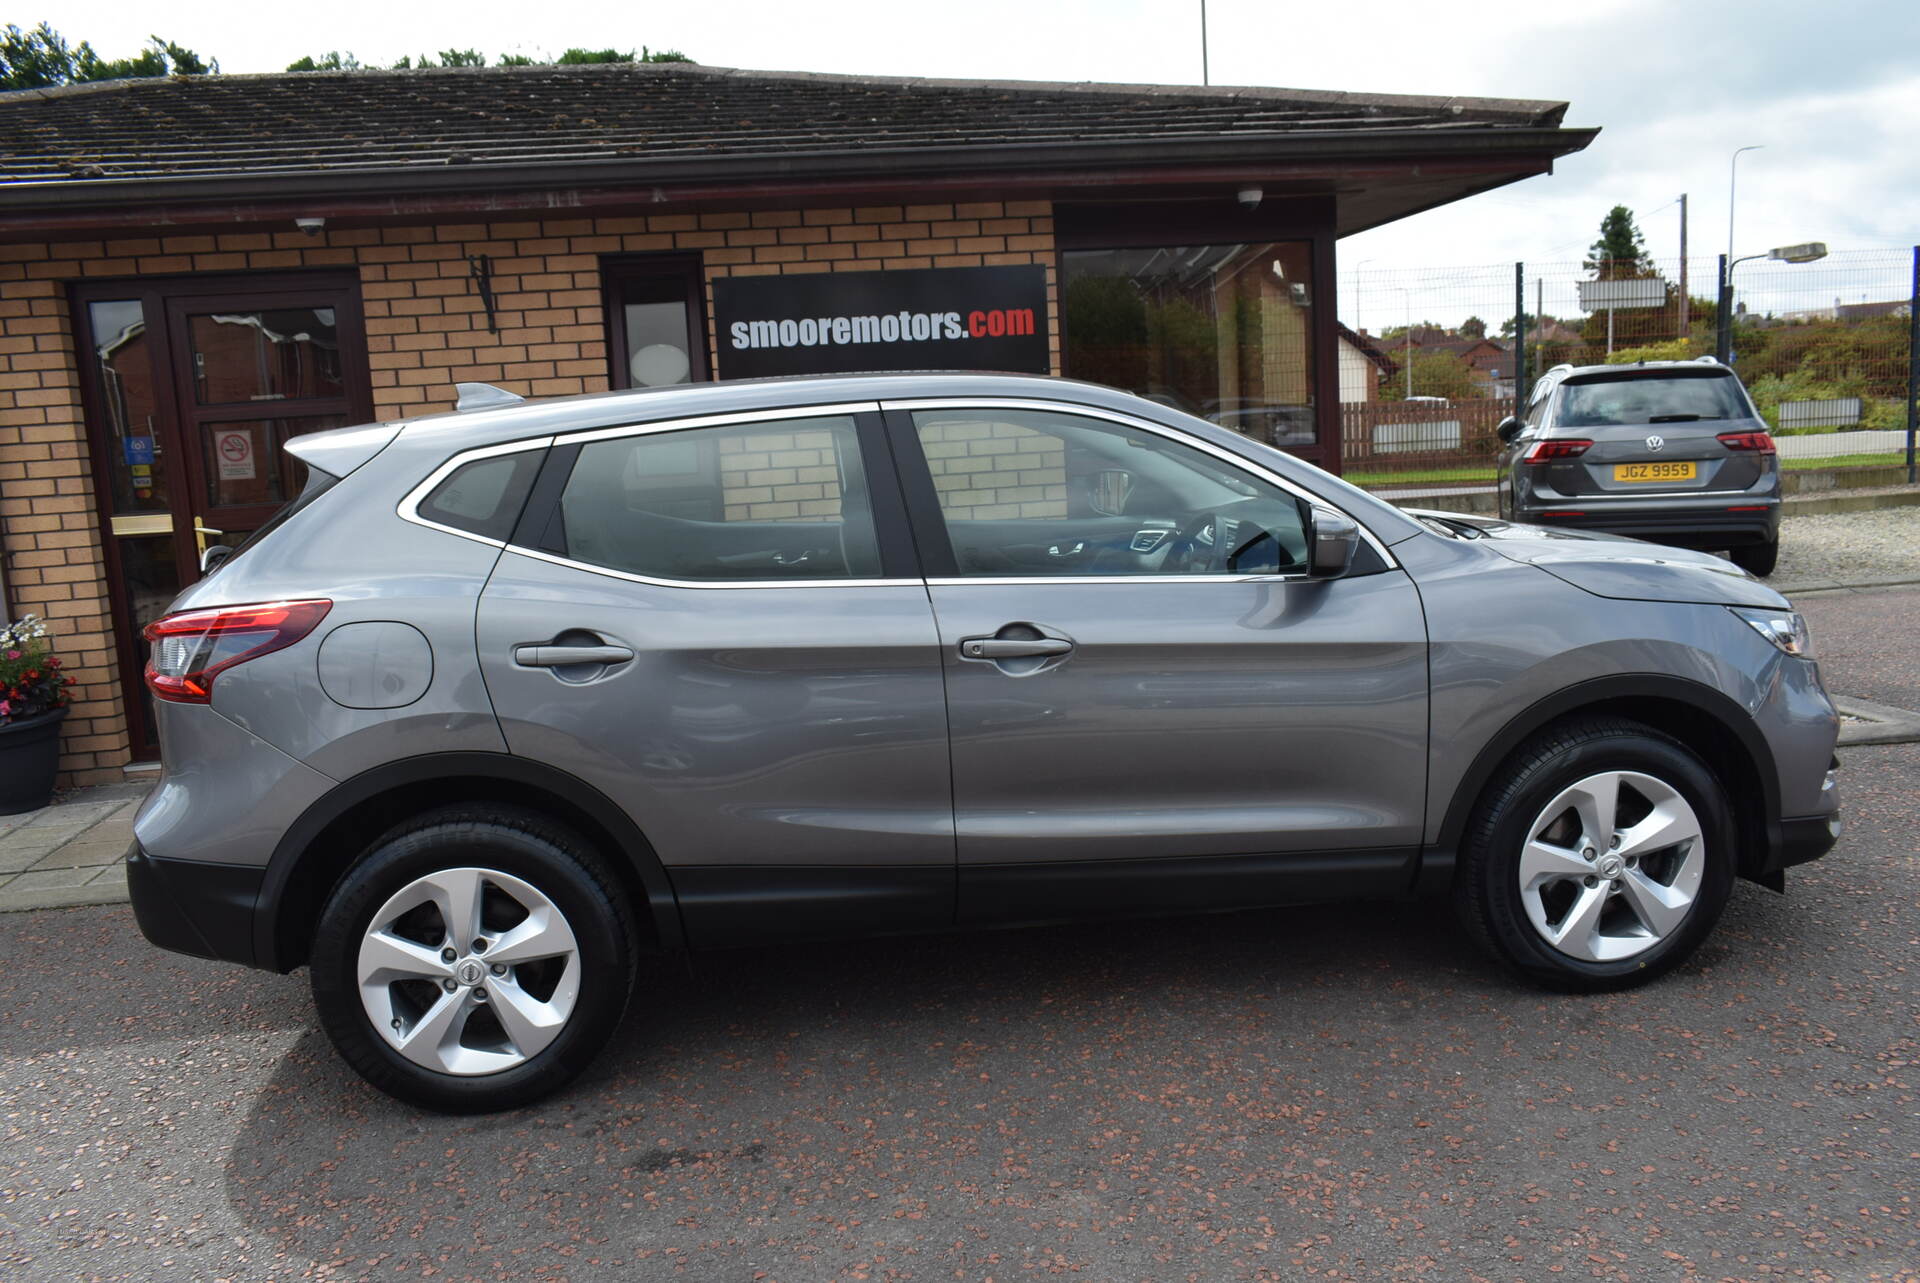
[712, 264, 1050, 380]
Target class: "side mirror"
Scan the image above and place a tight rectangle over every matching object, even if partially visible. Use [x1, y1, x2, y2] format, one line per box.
[1496, 416, 1524, 444]
[1088, 468, 1134, 517]
[199, 544, 235, 575]
[1307, 507, 1359, 579]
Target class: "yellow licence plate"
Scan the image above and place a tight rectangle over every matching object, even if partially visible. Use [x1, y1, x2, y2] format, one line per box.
[1614, 461, 1697, 483]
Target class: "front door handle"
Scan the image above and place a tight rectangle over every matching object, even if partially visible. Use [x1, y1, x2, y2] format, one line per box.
[513, 644, 635, 667]
[959, 638, 1074, 660]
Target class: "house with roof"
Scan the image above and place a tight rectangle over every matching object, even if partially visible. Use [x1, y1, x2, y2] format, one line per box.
[0, 61, 1593, 781]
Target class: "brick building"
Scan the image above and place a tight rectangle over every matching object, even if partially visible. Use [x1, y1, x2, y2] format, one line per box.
[0, 62, 1593, 782]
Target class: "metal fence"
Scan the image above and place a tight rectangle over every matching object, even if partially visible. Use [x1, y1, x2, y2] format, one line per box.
[1339, 248, 1918, 486]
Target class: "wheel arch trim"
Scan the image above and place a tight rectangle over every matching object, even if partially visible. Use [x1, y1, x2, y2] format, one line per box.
[1422, 673, 1779, 891]
[253, 752, 685, 971]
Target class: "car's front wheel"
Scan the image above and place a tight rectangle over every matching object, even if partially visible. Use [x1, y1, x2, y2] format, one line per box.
[1453, 718, 1734, 991]
[310, 806, 636, 1112]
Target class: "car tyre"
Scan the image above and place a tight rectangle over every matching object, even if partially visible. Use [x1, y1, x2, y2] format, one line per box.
[1729, 539, 1778, 577]
[1452, 717, 1735, 992]
[310, 805, 636, 1113]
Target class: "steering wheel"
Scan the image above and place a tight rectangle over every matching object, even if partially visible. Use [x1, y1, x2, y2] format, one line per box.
[1161, 509, 1232, 575]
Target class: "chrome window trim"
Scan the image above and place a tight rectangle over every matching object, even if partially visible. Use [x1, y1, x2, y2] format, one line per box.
[399, 397, 1394, 590]
[880, 396, 1399, 568]
[397, 436, 555, 549]
[401, 404, 903, 590]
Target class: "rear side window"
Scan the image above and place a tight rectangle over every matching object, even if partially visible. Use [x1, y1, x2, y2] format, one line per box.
[555, 415, 881, 582]
[1557, 374, 1751, 427]
[418, 451, 543, 542]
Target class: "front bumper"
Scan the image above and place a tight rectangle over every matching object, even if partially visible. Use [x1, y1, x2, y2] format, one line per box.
[126, 843, 264, 967]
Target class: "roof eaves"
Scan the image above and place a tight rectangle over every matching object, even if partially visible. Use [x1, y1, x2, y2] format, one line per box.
[0, 123, 1600, 210]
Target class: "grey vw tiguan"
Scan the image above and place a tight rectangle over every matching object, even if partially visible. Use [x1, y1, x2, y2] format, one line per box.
[1496, 357, 1783, 576]
[128, 373, 1841, 1111]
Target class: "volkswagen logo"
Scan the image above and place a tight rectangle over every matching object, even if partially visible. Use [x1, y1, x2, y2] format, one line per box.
[1645, 434, 1665, 452]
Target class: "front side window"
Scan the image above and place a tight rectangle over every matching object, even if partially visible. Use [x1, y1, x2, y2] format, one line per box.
[1063, 242, 1316, 447]
[556, 416, 881, 582]
[912, 408, 1308, 578]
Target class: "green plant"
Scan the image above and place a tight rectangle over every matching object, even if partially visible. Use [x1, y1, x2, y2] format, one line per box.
[1605, 338, 1695, 364]
[0, 616, 74, 725]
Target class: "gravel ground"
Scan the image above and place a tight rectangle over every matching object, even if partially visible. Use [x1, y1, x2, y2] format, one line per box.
[1772, 503, 1920, 589]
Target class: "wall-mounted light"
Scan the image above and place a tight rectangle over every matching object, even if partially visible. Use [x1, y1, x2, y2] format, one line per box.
[294, 217, 326, 236]
[1237, 187, 1263, 210]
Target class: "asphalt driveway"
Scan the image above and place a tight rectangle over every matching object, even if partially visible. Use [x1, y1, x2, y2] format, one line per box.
[2, 738, 1915, 1282]
[2, 581, 1916, 1282]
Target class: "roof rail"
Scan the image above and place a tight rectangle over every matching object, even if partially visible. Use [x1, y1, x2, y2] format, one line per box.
[455, 382, 525, 412]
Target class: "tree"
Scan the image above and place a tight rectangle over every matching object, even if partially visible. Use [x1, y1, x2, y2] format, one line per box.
[1377, 351, 1478, 403]
[1584, 205, 1653, 280]
[290, 45, 693, 72]
[1459, 315, 1487, 339]
[286, 50, 361, 72]
[2, 22, 215, 89]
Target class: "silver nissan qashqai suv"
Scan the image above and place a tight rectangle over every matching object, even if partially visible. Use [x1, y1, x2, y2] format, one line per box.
[127, 373, 1842, 1112]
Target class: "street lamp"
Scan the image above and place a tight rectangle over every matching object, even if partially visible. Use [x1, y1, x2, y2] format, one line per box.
[1716, 241, 1828, 361]
[1727, 145, 1763, 267]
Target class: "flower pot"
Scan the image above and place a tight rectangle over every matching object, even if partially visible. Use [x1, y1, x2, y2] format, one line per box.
[0, 706, 68, 816]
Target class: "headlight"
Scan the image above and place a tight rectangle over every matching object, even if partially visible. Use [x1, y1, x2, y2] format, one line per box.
[1731, 607, 1813, 657]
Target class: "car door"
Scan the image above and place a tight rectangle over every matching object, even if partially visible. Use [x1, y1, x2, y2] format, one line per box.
[883, 399, 1430, 924]
[474, 404, 954, 947]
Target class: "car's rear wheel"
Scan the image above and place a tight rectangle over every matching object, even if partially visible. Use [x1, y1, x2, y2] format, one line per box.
[1729, 539, 1778, 577]
[310, 806, 635, 1112]
[1452, 718, 1734, 991]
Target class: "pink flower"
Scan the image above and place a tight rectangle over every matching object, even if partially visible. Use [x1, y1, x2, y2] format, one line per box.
[5, 649, 18, 660]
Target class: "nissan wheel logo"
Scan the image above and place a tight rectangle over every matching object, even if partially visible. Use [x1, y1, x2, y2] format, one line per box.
[1645, 434, 1665, 452]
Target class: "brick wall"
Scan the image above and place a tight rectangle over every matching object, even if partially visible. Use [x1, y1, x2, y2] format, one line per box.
[0, 200, 1057, 784]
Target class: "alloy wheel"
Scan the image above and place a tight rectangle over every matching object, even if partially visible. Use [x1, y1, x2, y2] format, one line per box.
[1516, 770, 1705, 963]
[355, 866, 582, 1076]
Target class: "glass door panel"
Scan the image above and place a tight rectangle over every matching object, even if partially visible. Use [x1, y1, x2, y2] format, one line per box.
[186, 307, 345, 403]
[88, 299, 175, 518]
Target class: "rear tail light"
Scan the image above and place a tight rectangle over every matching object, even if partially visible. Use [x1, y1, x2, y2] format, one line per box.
[143, 599, 331, 704]
[1522, 439, 1593, 464]
[1716, 430, 1776, 453]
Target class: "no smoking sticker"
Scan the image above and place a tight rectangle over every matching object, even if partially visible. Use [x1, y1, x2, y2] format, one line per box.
[215, 429, 255, 481]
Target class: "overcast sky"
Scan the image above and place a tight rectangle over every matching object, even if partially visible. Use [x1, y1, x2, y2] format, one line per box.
[33, 0, 1920, 329]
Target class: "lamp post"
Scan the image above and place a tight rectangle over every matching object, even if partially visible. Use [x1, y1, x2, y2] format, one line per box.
[1727, 145, 1763, 267]
[1395, 286, 1413, 399]
[1717, 241, 1828, 362]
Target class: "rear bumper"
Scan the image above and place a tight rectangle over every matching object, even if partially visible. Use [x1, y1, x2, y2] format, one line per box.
[1515, 502, 1780, 548]
[126, 844, 263, 968]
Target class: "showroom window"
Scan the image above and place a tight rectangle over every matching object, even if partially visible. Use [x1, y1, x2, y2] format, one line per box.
[1063, 242, 1316, 448]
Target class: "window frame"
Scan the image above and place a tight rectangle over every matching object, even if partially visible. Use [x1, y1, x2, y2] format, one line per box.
[878, 397, 1395, 585]
[397, 402, 920, 588]
[601, 254, 712, 390]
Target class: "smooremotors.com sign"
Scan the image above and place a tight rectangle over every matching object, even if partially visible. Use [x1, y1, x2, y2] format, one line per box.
[712, 265, 1050, 380]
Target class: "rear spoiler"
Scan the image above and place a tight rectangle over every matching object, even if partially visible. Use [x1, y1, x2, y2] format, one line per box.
[286, 420, 403, 480]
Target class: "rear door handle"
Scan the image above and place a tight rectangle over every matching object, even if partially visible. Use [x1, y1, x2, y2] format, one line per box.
[959, 638, 1074, 660]
[513, 644, 635, 667]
